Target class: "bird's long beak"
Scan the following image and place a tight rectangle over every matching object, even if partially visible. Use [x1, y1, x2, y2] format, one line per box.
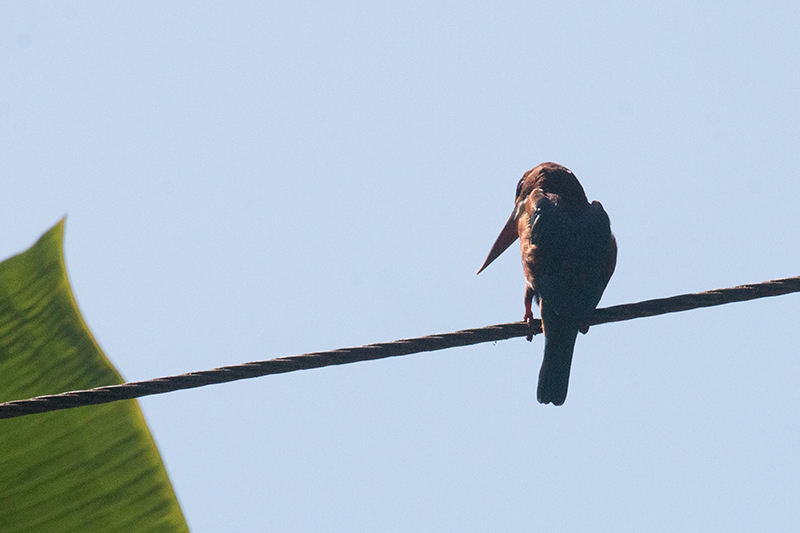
[477, 209, 520, 274]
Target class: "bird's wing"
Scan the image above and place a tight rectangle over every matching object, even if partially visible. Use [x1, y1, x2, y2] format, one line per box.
[525, 190, 569, 309]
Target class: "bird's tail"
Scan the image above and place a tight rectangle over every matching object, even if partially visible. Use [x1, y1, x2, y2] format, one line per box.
[537, 319, 579, 406]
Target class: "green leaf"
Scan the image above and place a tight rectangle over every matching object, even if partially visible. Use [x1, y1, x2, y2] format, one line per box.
[0, 220, 188, 533]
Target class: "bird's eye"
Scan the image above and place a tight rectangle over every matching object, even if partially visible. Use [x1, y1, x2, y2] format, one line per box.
[515, 177, 525, 198]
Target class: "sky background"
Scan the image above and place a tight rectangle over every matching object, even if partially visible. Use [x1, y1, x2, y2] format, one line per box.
[3, 2, 800, 531]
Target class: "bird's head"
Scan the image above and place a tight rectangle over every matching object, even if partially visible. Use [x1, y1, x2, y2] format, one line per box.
[477, 162, 585, 274]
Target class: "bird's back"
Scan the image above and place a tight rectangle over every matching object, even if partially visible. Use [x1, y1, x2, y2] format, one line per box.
[523, 193, 614, 321]
[522, 185, 616, 406]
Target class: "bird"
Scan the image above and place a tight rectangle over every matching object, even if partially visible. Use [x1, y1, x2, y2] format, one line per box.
[477, 162, 617, 406]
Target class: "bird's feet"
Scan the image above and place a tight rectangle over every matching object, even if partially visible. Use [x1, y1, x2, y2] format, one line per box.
[524, 287, 537, 341]
[524, 309, 535, 342]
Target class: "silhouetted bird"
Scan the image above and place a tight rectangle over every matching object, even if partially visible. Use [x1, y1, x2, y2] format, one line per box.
[478, 162, 617, 405]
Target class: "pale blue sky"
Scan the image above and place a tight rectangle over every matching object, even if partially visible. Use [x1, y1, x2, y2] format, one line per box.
[3, 2, 800, 531]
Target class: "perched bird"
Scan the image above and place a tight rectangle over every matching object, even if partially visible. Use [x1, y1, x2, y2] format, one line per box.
[477, 162, 617, 405]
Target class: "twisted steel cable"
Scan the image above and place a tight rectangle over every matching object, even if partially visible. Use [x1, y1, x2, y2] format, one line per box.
[1, 275, 798, 420]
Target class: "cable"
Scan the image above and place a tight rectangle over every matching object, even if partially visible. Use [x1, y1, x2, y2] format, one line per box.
[1, 275, 798, 420]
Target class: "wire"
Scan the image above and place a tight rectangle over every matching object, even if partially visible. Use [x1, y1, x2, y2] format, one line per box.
[1, 275, 798, 420]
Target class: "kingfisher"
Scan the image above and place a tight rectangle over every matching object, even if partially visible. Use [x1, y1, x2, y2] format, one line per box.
[477, 162, 617, 406]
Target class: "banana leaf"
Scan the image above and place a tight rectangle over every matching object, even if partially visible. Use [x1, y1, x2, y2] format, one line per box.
[0, 220, 188, 532]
